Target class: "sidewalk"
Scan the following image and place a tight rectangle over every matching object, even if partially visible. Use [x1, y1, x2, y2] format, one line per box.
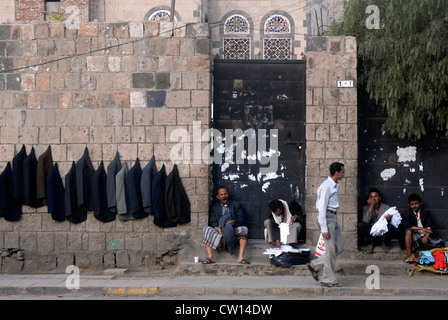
[0, 261, 447, 299]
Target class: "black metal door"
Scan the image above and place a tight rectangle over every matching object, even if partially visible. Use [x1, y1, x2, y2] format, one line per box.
[359, 91, 448, 240]
[212, 60, 306, 239]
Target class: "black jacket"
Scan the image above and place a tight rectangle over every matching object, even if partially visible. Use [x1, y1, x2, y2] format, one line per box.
[0, 162, 22, 221]
[153, 165, 176, 228]
[165, 164, 190, 224]
[128, 158, 146, 219]
[23, 147, 43, 208]
[36, 145, 54, 201]
[75, 147, 95, 211]
[92, 161, 115, 222]
[141, 155, 157, 215]
[209, 199, 245, 228]
[64, 162, 87, 223]
[47, 163, 65, 222]
[401, 209, 435, 231]
[12, 144, 26, 202]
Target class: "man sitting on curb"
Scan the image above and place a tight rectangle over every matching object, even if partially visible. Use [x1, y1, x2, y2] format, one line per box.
[202, 186, 250, 264]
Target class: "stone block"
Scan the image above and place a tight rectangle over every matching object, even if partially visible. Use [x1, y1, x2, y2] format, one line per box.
[34, 23, 49, 39]
[306, 37, 328, 52]
[146, 91, 166, 108]
[59, 92, 73, 109]
[87, 56, 107, 72]
[1, 257, 23, 273]
[6, 73, 21, 90]
[37, 73, 50, 91]
[154, 72, 170, 89]
[130, 91, 147, 108]
[114, 22, 129, 38]
[115, 250, 129, 268]
[129, 22, 143, 38]
[132, 73, 153, 88]
[78, 23, 99, 37]
[0, 25, 11, 40]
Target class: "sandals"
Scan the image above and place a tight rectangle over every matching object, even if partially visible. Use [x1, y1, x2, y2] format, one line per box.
[307, 263, 319, 281]
[321, 282, 342, 288]
[239, 259, 251, 264]
[202, 258, 215, 264]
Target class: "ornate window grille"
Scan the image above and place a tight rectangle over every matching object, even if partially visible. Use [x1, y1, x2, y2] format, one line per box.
[223, 38, 251, 59]
[148, 10, 176, 22]
[263, 38, 291, 60]
[224, 15, 249, 34]
[264, 15, 290, 34]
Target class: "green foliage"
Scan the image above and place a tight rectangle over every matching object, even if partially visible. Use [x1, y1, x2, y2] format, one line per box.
[328, 0, 448, 139]
[47, 12, 67, 22]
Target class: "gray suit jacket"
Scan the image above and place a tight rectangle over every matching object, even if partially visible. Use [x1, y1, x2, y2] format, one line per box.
[106, 152, 122, 212]
[361, 202, 391, 225]
[116, 163, 134, 221]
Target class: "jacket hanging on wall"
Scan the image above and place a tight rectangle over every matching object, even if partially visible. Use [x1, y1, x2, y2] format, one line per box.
[46, 163, 65, 222]
[106, 151, 122, 213]
[116, 162, 134, 221]
[128, 158, 146, 219]
[64, 162, 87, 223]
[23, 147, 43, 208]
[0, 163, 22, 221]
[165, 164, 191, 224]
[153, 164, 176, 228]
[12, 144, 27, 203]
[141, 155, 157, 215]
[75, 147, 94, 211]
[92, 161, 115, 222]
[36, 145, 53, 201]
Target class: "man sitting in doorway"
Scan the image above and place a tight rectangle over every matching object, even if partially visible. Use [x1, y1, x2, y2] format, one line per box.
[264, 199, 303, 248]
[402, 193, 445, 259]
[202, 186, 251, 264]
[358, 188, 401, 253]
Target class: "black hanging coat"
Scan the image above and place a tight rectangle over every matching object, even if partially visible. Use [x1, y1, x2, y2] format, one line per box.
[92, 161, 115, 222]
[23, 147, 43, 208]
[46, 163, 65, 222]
[64, 161, 87, 223]
[75, 147, 95, 211]
[165, 164, 191, 224]
[128, 158, 146, 219]
[141, 155, 157, 215]
[153, 165, 176, 228]
[106, 151, 122, 213]
[36, 145, 53, 201]
[12, 144, 26, 202]
[0, 162, 22, 221]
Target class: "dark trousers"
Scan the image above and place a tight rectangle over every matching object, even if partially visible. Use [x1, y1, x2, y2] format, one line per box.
[358, 221, 404, 249]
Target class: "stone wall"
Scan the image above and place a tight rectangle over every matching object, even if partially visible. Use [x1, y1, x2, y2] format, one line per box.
[0, 21, 211, 272]
[305, 36, 358, 252]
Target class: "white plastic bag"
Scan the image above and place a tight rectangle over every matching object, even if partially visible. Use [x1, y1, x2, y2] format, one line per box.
[315, 233, 326, 257]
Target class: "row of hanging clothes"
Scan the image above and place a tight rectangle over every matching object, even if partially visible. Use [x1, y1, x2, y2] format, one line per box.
[0, 145, 191, 227]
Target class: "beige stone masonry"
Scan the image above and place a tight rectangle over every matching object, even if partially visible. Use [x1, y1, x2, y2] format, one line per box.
[305, 36, 358, 252]
[0, 21, 211, 272]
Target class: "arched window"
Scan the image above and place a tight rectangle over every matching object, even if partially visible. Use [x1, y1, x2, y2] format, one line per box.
[224, 14, 249, 34]
[222, 14, 251, 59]
[147, 10, 177, 22]
[263, 14, 292, 60]
[264, 15, 290, 34]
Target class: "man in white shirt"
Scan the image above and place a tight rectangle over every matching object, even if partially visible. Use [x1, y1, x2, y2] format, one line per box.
[307, 162, 345, 287]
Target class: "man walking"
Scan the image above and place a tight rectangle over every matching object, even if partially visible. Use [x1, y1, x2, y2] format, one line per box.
[307, 162, 345, 287]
